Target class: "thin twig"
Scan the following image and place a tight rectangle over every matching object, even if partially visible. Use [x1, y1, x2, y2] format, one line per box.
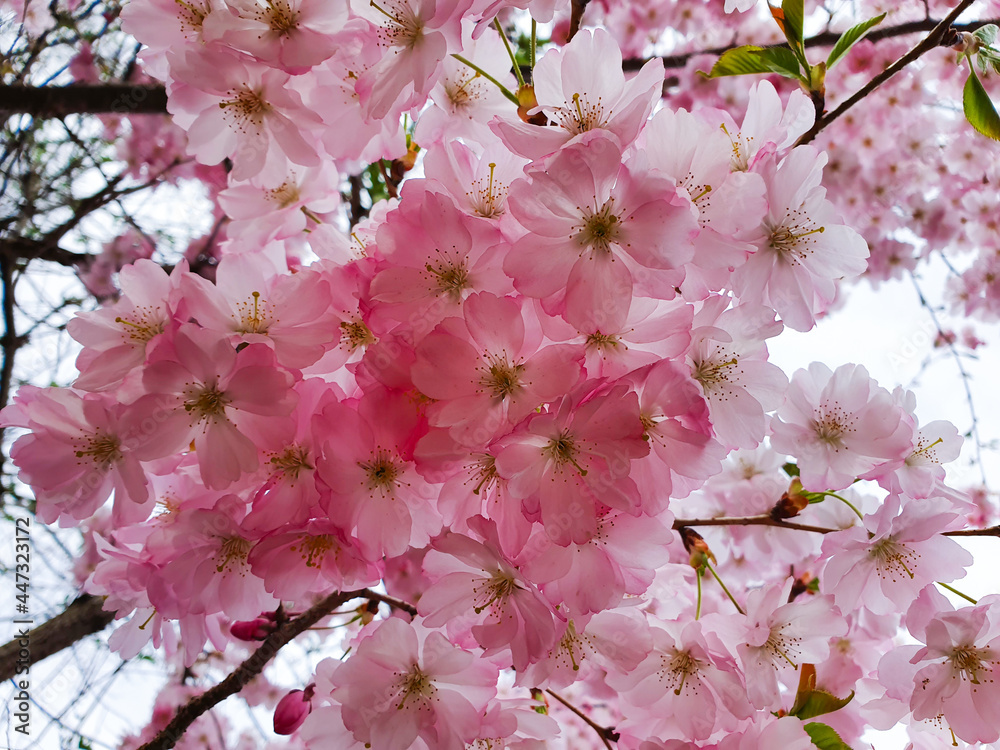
[907, 270, 989, 488]
[137, 589, 364, 750]
[943, 525, 1000, 537]
[545, 689, 618, 749]
[796, 0, 978, 145]
[672, 515, 840, 534]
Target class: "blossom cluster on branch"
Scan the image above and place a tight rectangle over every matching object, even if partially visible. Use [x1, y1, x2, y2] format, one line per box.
[2, 0, 1000, 748]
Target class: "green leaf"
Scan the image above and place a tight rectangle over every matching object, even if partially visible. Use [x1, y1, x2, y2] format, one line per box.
[706, 45, 803, 80]
[963, 66, 1000, 141]
[826, 13, 887, 69]
[973, 23, 998, 47]
[804, 722, 854, 750]
[782, 462, 800, 477]
[792, 688, 855, 719]
[775, 0, 804, 48]
[789, 664, 855, 720]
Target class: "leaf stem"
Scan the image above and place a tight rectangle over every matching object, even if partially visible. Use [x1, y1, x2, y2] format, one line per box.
[494, 18, 525, 88]
[705, 562, 745, 615]
[451, 53, 520, 105]
[937, 581, 978, 604]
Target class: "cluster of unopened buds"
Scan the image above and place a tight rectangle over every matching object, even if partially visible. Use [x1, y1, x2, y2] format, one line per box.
[4, 0, 999, 747]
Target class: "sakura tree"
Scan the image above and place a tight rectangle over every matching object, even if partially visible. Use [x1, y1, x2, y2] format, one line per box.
[2, 0, 1000, 748]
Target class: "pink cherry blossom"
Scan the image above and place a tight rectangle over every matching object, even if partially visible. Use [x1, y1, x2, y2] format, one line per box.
[129, 324, 297, 489]
[332, 617, 498, 750]
[410, 292, 583, 447]
[314, 388, 438, 559]
[770, 362, 914, 491]
[2, 386, 151, 525]
[168, 46, 321, 182]
[504, 131, 697, 330]
[909, 596, 1000, 743]
[68, 258, 179, 393]
[492, 27, 664, 159]
[821, 494, 973, 616]
[686, 297, 787, 449]
[737, 579, 847, 709]
[732, 145, 870, 332]
[419, 520, 562, 670]
[494, 381, 649, 545]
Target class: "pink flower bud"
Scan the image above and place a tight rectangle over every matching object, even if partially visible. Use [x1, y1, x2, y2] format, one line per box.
[273, 685, 314, 736]
[230, 614, 277, 642]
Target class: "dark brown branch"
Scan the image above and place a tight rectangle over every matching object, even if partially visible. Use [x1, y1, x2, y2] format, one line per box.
[796, 0, 978, 144]
[0, 253, 21, 420]
[567, 0, 591, 42]
[137, 588, 415, 750]
[944, 525, 1000, 537]
[623, 16, 997, 71]
[0, 83, 168, 117]
[0, 594, 115, 682]
[0, 237, 91, 268]
[672, 515, 839, 534]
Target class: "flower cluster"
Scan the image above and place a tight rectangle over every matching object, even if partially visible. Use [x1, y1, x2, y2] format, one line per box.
[3, 2, 997, 749]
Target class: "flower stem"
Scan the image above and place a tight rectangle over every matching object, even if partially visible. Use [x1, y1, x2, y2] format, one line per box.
[813, 490, 865, 521]
[451, 53, 520, 105]
[695, 566, 703, 620]
[494, 17, 526, 88]
[705, 562, 745, 615]
[530, 19, 537, 70]
[937, 581, 978, 604]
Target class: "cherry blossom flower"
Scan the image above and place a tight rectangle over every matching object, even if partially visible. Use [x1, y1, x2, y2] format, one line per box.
[610, 616, 752, 740]
[352, 0, 470, 120]
[203, 0, 346, 73]
[410, 292, 583, 447]
[494, 381, 649, 545]
[68, 259, 179, 393]
[821, 494, 973, 615]
[737, 579, 847, 709]
[770, 362, 914, 491]
[333, 617, 498, 749]
[314, 388, 438, 559]
[2, 386, 151, 525]
[180, 253, 336, 369]
[909, 596, 1000, 743]
[504, 131, 698, 330]
[492, 27, 664, 159]
[419, 520, 562, 670]
[145, 494, 277, 620]
[168, 46, 321, 182]
[733, 146, 869, 331]
[129, 324, 298, 489]
[686, 297, 787, 449]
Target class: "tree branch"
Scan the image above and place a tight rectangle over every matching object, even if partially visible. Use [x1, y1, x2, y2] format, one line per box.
[943, 525, 1000, 537]
[0, 237, 91, 268]
[796, 0, 978, 144]
[545, 689, 618, 750]
[0, 253, 21, 420]
[0, 594, 115, 682]
[672, 515, 839, 534]
[0, 84, 169, 117]
[623, 16, 996, 70]
[0, 18, 995, 119]
[136, 588, 413, 750]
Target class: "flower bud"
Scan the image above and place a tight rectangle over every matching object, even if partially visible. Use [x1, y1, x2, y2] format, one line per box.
[679, 527, 716, 569]
[771, 478, 809, 520]
[230, 611, 279, 641]
[273, 684, 315, 735]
